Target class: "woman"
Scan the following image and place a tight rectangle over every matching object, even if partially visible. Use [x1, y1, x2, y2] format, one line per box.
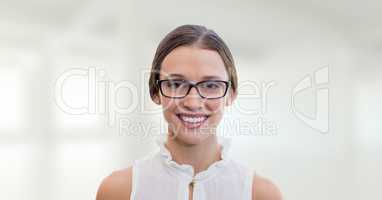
[96, 24, 282, 200]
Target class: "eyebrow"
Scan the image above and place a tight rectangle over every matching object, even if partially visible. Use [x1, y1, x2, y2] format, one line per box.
[165, 74, 185, 78]
[165, 74, 223, 80]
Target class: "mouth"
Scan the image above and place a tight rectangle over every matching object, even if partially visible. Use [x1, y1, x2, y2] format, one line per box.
[176, 113, 209, 129]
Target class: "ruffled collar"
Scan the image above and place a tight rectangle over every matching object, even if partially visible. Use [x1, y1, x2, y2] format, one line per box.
[155, 136, 232, 181]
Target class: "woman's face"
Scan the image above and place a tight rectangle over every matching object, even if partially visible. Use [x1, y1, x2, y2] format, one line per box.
[154, 46, 236, 145]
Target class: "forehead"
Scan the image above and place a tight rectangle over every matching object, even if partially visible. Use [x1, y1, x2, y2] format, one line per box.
[160, 46, 228, 80]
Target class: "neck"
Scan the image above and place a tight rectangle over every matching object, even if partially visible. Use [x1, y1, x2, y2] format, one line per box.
[165, 134, 222, 175]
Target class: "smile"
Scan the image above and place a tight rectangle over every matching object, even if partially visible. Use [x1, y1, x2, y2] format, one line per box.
[176, 113, 209, 129]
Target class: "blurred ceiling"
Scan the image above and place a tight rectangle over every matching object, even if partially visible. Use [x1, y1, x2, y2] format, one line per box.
[0, 0, 381, 56]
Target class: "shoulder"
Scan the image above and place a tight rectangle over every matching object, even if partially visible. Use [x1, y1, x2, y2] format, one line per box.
[96, 166, 133, 200]
[252, 174, 283, 200]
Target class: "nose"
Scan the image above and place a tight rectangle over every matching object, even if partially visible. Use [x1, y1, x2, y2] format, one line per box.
[181, 87, 203, 111]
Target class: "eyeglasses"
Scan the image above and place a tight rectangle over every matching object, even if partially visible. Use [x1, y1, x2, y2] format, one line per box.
[156, 79, 231, 99]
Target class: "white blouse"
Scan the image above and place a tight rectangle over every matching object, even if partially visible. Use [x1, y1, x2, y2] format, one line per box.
[130, 137, 255, 200]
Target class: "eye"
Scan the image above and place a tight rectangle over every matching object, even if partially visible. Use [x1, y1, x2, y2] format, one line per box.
[201, 81, 222, 89]
[164, 80, 185, 89]
[206, 83, 219, 89]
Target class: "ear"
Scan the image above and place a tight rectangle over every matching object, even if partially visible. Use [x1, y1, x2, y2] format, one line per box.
[225, 89, 237, 106]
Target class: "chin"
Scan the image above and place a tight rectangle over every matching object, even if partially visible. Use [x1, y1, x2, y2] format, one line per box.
[168, 122, 217, 146]
[175, 130, 212, 145]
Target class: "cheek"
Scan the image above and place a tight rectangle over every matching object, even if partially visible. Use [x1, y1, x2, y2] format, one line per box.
[206, 99, 225, 114]
[205, 99, 226, 125]
[160, 97, 178, 120]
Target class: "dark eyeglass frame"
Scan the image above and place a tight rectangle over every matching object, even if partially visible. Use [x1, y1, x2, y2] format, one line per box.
[156, 79, 231, 99]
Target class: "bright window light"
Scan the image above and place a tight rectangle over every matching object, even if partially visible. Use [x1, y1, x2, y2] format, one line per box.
[0, 68, 23, 132]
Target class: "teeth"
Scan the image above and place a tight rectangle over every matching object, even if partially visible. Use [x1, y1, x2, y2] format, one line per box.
[179, 115, 206, 123]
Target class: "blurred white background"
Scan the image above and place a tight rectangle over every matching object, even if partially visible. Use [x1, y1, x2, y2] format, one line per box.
[0, 0, 381, 199]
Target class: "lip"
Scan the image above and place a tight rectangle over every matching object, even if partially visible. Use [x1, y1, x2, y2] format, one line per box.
[176, 113, 209, 129]
[176, 113, 209, 117]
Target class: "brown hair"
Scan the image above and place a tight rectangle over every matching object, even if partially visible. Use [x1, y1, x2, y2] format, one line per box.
[149, 24, 238, 101]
